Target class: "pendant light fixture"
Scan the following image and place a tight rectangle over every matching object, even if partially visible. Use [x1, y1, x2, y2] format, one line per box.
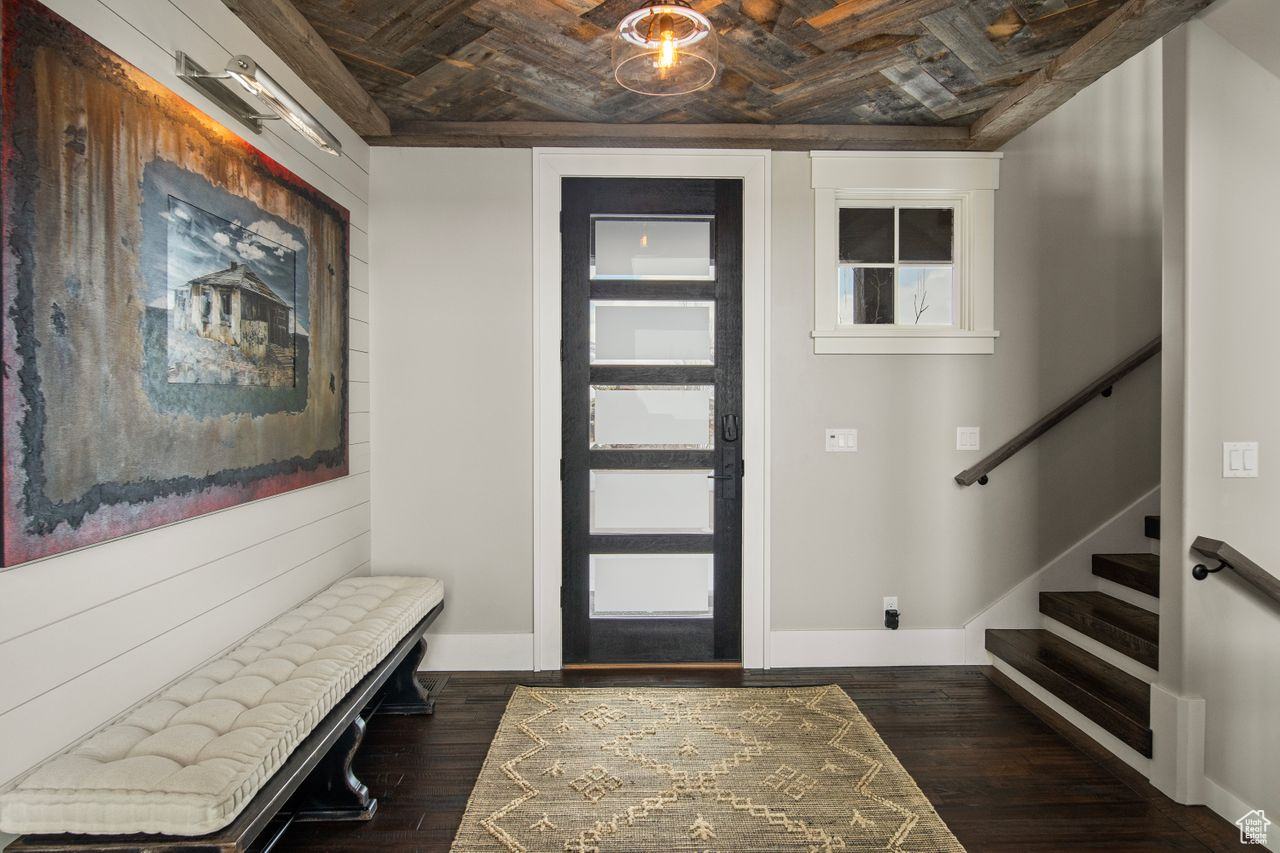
[613, 1, 718, 96]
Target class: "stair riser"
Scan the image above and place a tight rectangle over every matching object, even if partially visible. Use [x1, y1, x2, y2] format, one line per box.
[1041, 618, 1158, 684]
[1039, 596, 1158, 670]
[1095, 578, 1160, 613]
[986, 631, 1153, 757]
[1092, 556, 1160, 597]
[987, 663, 1153, 774]
[986, 630, 1150, 716]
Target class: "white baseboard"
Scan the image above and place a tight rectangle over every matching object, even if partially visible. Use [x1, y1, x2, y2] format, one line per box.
[963, 485, 1160, 664]
[419, 632, 535, 671]
[768, 629, 965, 668]
[423, 629, 966, 671]
[1204, 776, 1276, 850]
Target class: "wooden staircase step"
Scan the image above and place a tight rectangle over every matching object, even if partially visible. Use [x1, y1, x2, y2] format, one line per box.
[1039, 591, 1159, 669]
[1144, 515, 1160, 540]
[1092, 553, 1160, 597]
[986, 628, 1152, 757]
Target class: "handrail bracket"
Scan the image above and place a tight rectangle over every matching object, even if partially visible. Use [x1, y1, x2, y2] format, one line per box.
[1190, 536, 1280, 609]
[1191, 561, 1226, 581]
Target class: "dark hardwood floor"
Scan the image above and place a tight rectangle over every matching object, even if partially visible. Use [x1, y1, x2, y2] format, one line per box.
[276, 667, 1239, 852]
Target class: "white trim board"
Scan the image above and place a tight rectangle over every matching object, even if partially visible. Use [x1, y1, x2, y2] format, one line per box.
[809, 151, 1002, 191]
[531, 149, 772, 671]
[1149, 684, 1205, 806]
[419, 633, 535, 671]
[769, 629, 965, 668]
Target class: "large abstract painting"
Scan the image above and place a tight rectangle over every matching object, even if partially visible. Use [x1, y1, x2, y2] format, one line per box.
[1, 0, 349, 566]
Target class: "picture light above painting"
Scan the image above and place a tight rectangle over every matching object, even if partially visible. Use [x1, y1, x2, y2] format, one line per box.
[175, 51, 343, 157]
[0, 0, 350, 567]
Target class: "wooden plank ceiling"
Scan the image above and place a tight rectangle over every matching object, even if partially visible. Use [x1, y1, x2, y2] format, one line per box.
[227, 0, 1211, 149]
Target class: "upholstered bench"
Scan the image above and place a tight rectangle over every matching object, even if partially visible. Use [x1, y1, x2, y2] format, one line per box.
[0, 575, 444, 852]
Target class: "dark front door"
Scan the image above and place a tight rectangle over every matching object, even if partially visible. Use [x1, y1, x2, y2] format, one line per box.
[561, 178, 743, 665]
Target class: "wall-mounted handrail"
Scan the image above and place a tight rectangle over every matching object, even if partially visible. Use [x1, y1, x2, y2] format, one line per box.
[955, 337, 1161, 487]
[1191, 536, 1280, 608]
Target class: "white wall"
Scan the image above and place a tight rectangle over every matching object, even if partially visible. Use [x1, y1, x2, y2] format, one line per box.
[368, 45, 1162, 661]
[0, 0, 372, 789]
[1163, 10, 1280, 837]
[369, 148, 534, 642]
[769, 47, 1162, 632]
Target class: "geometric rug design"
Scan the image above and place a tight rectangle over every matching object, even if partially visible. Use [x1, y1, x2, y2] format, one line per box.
[450, 686, 966, 852]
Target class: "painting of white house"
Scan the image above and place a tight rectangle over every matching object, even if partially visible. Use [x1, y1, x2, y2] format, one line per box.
[166, 197, 302, 387]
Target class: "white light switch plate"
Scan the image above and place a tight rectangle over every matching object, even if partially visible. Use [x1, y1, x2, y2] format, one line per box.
[826, 428, 857, 452]
[1223, 441, 1259, 478]
[957, 427, 980, 451]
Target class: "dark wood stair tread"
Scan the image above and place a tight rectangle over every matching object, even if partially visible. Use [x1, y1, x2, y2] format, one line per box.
[1092, 553, 1160, 597]
[986, 628, 1152, 757]
[1040, 591, 1159, 669]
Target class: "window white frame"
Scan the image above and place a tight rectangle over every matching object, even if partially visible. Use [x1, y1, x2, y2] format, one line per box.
[811, 152, 1001, 354]
[532, 148, 771, 671]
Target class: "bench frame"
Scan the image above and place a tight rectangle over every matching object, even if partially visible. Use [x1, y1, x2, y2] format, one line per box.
[9, 600, 445, 853]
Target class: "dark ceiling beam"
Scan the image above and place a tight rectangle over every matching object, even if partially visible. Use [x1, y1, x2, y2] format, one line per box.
[966, 0, 1211, 150]
[372, 121, 972, 151]
[221, 0, 391, 137]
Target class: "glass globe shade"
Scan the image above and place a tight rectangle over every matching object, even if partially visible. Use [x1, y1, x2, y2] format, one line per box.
[612, 3, 718, 96]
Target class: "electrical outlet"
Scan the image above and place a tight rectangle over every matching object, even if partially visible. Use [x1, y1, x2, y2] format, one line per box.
[826, 428, 857, 452]
[956, 427, 980, 451]
[883, 596, 898, 612]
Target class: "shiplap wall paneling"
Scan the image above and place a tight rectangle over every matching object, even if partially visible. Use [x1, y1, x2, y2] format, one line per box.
[0, 0, 373, 788]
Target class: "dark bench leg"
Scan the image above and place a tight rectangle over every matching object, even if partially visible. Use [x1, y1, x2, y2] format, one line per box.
[288, 714, 377, 823]
[377, 637, 434, 715]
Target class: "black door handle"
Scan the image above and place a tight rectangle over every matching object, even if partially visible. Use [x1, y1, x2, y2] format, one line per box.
[711, 446, 739, 499]
[721, 414, 740, 443]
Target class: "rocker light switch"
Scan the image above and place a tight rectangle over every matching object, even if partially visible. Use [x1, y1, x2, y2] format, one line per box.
[956, 427, 980, 451]
[826, 429, 857, 452]
[1223, 442, 1259, 478]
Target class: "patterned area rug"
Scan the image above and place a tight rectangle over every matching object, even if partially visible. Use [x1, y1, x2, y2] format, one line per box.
[450, 686, 965, 852]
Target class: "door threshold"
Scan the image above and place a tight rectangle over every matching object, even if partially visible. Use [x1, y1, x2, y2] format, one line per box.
[562, 661, 743, 671]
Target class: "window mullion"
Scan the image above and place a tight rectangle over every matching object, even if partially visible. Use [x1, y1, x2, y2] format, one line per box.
[892, 206, 901, 325]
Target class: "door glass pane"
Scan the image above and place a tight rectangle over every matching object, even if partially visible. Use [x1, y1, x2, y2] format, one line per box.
[837, 266, 895, 325]
[591, 385, 714, 449]
[899, 208, 954, 262]
[896, 267, 954, 326]
[591, 216, 715, 280]
[590, 554, 714, 618]
[591, 300, 714, 365]
[590, 469, 714, 534]
[839, 207, 894, 263]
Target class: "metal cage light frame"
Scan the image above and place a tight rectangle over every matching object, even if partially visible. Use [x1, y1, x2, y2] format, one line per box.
[612, 1, 718, 96]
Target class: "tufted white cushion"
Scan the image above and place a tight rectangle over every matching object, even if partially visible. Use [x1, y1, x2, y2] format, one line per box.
[0, 575, 443, 837]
